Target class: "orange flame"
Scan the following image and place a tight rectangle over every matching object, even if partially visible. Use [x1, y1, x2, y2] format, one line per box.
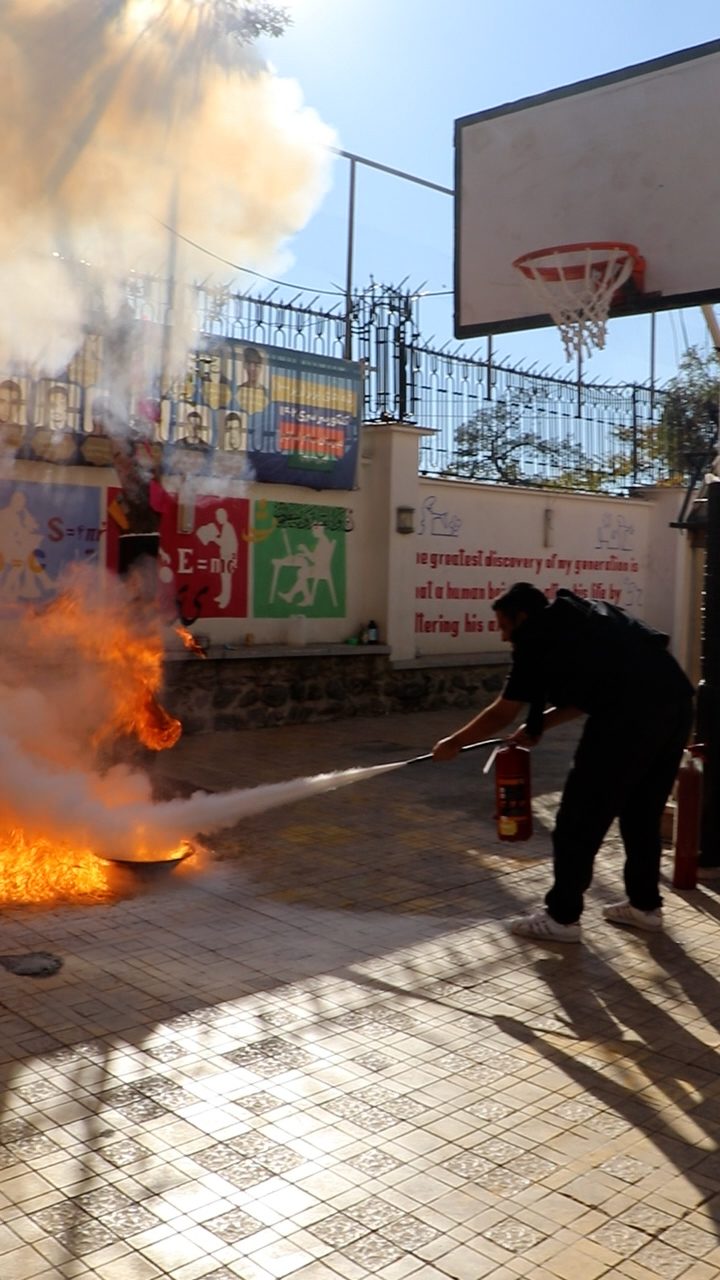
[0, 830, 113, 904]
[135, 690, 183, 750]
[0, 571, 200, 903]
[36, 581, 182, 751]
[175, 626, 208, 658]
[0, 831, 195, 905]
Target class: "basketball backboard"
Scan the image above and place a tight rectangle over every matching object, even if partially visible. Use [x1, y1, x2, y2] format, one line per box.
[454, 39, 720, 344]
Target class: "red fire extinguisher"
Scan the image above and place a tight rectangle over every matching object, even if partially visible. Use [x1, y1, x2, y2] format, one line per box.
[673, 745, 704, 889]
[494, 744, 533, 842]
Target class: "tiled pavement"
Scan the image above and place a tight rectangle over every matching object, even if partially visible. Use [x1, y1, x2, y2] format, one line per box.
[2, 707, 720, 1280]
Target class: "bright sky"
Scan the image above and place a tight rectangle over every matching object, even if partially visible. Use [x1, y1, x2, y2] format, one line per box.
[255, 0, 720, 386]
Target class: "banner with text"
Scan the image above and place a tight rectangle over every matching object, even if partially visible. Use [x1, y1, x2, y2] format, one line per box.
[413, 489, 648, 653]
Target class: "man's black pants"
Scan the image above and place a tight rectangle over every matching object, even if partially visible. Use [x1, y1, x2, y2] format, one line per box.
[546, 697, 694, 924]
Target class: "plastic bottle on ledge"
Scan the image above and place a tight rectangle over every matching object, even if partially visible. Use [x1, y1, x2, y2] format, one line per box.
[367, 620, 379, 644]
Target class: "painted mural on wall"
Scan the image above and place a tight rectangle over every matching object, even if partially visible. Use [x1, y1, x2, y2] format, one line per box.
[106, 487, 249, 622]
[0, 330, 361, 490]
[0, 481, 103, 605]
[252, 502, 348, 619]
[413, 491, 646, 649]
[0, 333, 133, 467]
[165, 339, 361, 490]
[0, 468, 347, 628]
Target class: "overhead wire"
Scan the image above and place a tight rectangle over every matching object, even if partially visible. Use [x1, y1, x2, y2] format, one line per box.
[158, 222, 344, 296]
[158, 220, 452, 302]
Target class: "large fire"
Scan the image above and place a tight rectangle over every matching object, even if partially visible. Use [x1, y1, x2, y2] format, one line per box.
[0, 569, 197, 905]
[0, 831, 195, 906]
[0, 0, 336, 906]
[0, 830, 113, 903]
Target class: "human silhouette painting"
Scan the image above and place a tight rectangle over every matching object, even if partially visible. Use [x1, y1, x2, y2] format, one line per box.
[105, 493, 248, 620]
[274, 524, 337, 608]
[254, 506, 346, 618]
[196, 507, 239, 611]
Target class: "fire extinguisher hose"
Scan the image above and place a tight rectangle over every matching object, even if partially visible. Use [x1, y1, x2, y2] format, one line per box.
[403, 738, 507, 766]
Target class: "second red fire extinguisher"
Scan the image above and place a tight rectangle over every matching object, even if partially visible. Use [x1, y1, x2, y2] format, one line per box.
[673, 745, 704, 890]
[494, 744, 533, 842]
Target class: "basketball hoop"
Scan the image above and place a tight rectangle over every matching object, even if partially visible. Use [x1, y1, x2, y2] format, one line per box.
[512, 242, 644, 360]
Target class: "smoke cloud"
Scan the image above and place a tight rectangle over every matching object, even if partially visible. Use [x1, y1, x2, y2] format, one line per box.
[0, 7, 357, 878]
[0, 731, 404, 861]
[0, 0, 336, 374]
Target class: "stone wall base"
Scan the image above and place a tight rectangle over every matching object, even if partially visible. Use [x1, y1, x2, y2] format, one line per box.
[163, 650, 508, 734]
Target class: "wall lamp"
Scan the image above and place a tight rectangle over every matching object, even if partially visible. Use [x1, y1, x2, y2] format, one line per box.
[396, 505, 415, 534]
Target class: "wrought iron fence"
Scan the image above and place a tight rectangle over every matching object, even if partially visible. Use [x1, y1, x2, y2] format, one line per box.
[406, 346, 668, 491]
[345, 283, 670, 490]
[95, 275, 673, 490]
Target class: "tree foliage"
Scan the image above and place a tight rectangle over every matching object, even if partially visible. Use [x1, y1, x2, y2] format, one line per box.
[659, 345, 720, 477]
[443, 349, 720, 492]
[213, 1, 291, 43]
[443, 398, 594, 488]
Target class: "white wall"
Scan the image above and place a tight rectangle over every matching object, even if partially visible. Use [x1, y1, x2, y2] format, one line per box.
[0, 433, 691, 663]
[409, 477, 660, 657]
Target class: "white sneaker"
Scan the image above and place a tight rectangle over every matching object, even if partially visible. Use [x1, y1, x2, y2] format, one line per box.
[603, 900, 663, 932]
[509, 909, 581, 943]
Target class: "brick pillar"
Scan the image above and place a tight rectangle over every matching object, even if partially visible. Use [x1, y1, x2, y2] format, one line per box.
[360, 421, 431, 661]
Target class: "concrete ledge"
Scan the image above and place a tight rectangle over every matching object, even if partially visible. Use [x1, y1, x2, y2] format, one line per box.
[165, 643, 391, 662]
[392, 651, 508, 671]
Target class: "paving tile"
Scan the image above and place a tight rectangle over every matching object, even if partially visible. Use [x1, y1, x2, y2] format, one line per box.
[0, 712, 719, 1280]
[2, 1244, 56, 1279]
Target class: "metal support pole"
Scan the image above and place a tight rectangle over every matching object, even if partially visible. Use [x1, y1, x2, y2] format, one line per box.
[334, 148, 454, 198]
[696, 301, 720, 868]
[631, 385, 639, 484]
[397, 334, 407, 421]
[160, 180, 180, 415]
[698, 479, 720, 868]
[649, 311, 656, 415]
[334, 148, 453, 365]
[343, 156, 357, 362]
[702, 303, 720, 353]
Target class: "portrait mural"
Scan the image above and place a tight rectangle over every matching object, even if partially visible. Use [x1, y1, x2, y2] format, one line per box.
[0, 327, 362, 492]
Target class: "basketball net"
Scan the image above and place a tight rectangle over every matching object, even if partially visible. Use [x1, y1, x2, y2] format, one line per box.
[512, 243, 639, 360]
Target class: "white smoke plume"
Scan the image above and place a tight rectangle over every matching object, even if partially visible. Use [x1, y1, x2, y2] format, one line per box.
[0, 565, 405, 864]
[0, 732, 405, 861]
[0, 7, 354, 878]
[0, 0, 336, 375]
